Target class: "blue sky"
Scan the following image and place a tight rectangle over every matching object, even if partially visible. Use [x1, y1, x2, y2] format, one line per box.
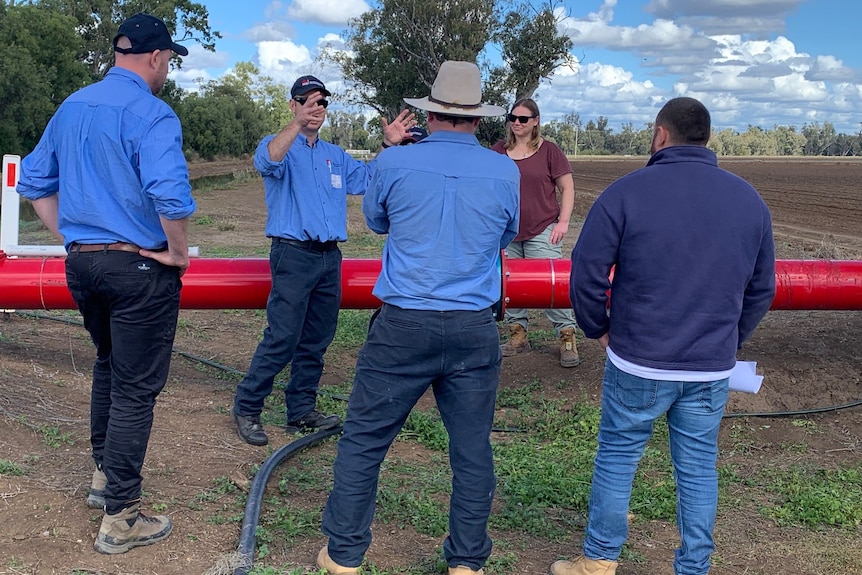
[171, 0, 862, 134]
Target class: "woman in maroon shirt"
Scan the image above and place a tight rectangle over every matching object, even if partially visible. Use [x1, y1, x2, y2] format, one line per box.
[492, 97, 580, 367]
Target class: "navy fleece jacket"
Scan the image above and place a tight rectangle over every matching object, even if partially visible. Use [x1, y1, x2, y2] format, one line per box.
[570, 146, 776, 372]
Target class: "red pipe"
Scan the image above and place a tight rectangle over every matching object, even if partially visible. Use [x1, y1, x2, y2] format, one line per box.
[1, 252, 861, 311]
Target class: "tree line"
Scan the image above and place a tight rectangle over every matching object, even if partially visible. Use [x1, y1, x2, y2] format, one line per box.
[2, 0, 860, 161]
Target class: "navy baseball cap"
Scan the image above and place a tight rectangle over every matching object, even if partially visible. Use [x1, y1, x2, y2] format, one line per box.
[113, 13, 188, 56]
[291, 75, 332, 98]
[401, 126, 428, 144]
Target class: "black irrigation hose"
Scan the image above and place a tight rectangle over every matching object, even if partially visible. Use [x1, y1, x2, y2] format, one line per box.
[233, 426, 342, 575]
[10, 308, 862, 571]
[10, 310, 862, 421]
[723, 398, 862, 418]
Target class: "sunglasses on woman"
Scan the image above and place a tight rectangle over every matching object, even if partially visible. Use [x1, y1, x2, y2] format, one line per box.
[507, 113, 536, 124]
[294, 96, 329, 108]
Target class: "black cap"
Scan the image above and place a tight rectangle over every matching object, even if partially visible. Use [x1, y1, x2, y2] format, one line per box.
[290, 75, 331, 98]
[113, 13, 189, 57]
[402, 126, 428, 144]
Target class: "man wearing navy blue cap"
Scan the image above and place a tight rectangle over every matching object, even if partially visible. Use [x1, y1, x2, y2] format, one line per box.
[17, 12, 194, 554]
[230, 74, 415, 446]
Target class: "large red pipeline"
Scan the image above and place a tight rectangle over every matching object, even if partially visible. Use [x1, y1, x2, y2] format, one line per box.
[1, 252, 861, 311]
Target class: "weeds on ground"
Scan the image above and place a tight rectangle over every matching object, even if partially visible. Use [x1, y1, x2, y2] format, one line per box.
[760, 464, 862, 528]
[0, 459, 26, 475]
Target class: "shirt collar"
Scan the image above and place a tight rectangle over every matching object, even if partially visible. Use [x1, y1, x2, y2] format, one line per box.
[420, 130, 481, 146]
[106, 67, 152, 93]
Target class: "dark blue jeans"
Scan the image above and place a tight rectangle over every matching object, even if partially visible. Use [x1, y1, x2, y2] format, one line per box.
[65, 250, 181, 515]
[322, 304, 501, 570]
[233, 239, 342, 422]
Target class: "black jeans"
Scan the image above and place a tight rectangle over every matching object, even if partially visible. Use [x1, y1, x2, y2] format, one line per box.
[65, 250, 181, 514]
[233, 239, 342, 422]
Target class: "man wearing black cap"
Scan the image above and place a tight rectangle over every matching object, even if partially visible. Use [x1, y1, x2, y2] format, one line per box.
[17, 12, 194, 554]
[230, 74, 415, 447]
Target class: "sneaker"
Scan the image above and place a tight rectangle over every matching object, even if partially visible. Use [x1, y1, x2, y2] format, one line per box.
[94, 503, 172, 554]
[449, 566, 484, 575]
[316, 546, 359, 574]
[285, 410, 341, 434]
[231, 407, 269, 446]
[87, 466, 107, 509]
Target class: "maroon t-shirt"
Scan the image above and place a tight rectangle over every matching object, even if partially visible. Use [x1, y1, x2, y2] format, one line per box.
[492, 139, 573, 241]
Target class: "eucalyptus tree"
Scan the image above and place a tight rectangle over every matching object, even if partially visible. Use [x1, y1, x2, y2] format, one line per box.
[0, 2, 89, 153]
[332, 0, 572, 118]
[39, 0, 220, 79]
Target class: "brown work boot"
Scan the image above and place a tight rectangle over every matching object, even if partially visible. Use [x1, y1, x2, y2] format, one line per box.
[449, 566, 484, 575]
[550, 556, 618, 575]
[501, 323, 530, 357]
[87, 466, 107, 509]
[559, 327, 581, 368]
[94, 502, 172, 554]
[316, 546, 359, 574]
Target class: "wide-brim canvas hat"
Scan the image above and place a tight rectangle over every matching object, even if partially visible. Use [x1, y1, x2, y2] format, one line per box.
[404, 61, 505, 117]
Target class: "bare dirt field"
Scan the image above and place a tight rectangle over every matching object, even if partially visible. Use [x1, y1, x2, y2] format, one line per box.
[1, 156, 861, 575]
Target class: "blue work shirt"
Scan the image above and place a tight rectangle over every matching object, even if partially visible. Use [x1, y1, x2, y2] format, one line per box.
[365, 130, 520, 311]
[254, 134, 374, 242]
[17, 67, 195, 251]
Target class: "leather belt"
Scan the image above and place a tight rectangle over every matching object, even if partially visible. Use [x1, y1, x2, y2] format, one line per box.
[69, 242, 142, 254]
[275, 238, 339, 252]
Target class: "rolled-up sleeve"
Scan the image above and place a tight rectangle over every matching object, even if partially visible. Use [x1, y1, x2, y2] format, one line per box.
[17, 118, 60, 200]
[139, 114, 195, 220]
[253, 135, 285, 179]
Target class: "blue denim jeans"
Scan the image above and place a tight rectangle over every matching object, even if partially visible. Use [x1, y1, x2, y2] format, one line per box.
[322, 304, 500, 570]
[65, 250, 181, 514]
[584, 359, 729, 575]
[233, 239, 341, 422]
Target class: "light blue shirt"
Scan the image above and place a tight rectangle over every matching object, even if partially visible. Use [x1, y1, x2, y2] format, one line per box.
[364, 130, 520, 311]
[17, 67, 195, 251]
[254, 134, 374, 242]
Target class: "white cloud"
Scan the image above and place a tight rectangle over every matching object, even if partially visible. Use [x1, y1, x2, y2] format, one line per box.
[535, 61, 663, 129]
[254, 35, 349, 98]
[257, 39, 314, 81]
[243, 20, 296, 42]
[286, 0, 371, 26]
[183, 44, 231, 69]
[806, 55, 856, 82]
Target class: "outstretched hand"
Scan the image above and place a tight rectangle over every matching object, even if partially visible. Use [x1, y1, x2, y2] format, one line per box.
[381, 109, 417, 147]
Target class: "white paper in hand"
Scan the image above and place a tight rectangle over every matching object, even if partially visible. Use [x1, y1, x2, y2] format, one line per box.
[729, 361, 763, 394]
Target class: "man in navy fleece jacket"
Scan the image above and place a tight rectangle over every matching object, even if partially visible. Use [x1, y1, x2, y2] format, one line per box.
[554, 97, 775, 575]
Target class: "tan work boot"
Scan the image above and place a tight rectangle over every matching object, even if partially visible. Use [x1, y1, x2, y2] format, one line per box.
[317, 546, 359, 574]
[87, 466, 107, 509]
[559, 327, 581, 368]
[93, 502, 172, 554]
[501, 323, 530, 356]
[449, 566, 484, 575]
[550, 556, 618, 575]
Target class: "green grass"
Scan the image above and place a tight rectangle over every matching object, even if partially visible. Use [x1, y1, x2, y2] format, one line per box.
[759, 464, 862, 528]
[0, 459, 26, 476]
[332, 309, 374, 347]
[38, 425, 75, 448]
[202, 245, 256, 257]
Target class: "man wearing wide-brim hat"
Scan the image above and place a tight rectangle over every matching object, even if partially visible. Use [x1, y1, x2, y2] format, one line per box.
[318, 60, 521, 575]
